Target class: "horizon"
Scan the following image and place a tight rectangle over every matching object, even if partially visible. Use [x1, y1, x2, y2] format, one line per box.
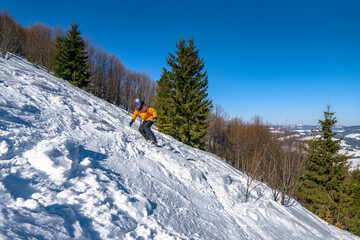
[1, 0, 359, 125]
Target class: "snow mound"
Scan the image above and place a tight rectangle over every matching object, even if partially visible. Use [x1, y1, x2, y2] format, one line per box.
[0, 56, 358, 239]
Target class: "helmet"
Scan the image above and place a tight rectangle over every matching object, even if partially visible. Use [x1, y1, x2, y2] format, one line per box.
[135, 98, 144, 106]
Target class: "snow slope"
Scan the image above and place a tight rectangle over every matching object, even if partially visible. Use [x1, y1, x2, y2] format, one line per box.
[0, 56, 358, 240]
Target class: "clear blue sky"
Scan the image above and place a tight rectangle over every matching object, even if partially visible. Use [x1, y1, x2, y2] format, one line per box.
[2, 0, 359, 125]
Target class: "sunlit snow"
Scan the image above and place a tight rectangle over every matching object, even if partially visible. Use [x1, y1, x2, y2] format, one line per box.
[0, 56, 358, 239]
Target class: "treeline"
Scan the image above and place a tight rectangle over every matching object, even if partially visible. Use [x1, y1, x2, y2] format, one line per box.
[205, 105, 305, 205]
[0, 9, 156, 110]
[87, 43, 156, 110]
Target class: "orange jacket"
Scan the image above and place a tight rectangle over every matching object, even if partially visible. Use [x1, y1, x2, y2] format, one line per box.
[131, 104, 157, 122]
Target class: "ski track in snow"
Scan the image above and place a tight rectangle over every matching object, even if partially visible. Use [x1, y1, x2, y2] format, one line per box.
[0, 56, 359, 239]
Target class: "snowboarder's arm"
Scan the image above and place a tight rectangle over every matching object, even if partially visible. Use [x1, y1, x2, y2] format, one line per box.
[148, 107, 157, 118]
[131, 110, 139, 120]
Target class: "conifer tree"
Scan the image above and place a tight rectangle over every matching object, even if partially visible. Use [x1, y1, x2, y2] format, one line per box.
[344, 169, 360, 235]
[156, 38, 212, 148]
[52, 34, 66, 78]
[52, 22, 89, 88]
[296, 105, 350, 225]
[154, 69, 174, 135]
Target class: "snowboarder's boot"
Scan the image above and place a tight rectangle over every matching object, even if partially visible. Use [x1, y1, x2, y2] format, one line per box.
[151, 138, 157, 145]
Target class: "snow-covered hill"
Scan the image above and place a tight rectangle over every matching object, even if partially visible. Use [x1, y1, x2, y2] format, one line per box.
[0, 56, 358, 240]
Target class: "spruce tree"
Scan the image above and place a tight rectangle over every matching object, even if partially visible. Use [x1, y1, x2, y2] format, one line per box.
[296, 105, 350, 225]
[344, 169, 360, 235]
[52, 22, 89, 88]
[156, 38, 212, 148]
[52, 35, 66, 78]
[154, 69, 174, 135]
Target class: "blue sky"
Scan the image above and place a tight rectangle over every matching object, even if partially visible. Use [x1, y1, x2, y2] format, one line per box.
[2, 0, 359, 125]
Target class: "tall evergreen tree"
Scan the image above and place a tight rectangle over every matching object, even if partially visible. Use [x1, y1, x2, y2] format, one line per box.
[343, 169, 360, 235]
[156, 38, 212, 148]
[52, 22, 89, 88]
[154, 69, 174, 135]
[52, 34, 66, 78]
[296, 105, 350, 226]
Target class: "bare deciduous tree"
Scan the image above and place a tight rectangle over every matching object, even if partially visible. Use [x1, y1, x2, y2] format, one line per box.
[263, 128, 305, 205]
[24, 23, 55, 68]
[224, 117, 271, 200]
[0, 9, 24, 59]
[205, 114, 306, 203]
[205, 105, 228, 156]
[278, 133, 305, 206]
[86, 41, 156, 111]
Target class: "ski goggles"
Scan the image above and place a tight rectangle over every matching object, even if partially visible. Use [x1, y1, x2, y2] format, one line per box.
[136, 102, 142, 106]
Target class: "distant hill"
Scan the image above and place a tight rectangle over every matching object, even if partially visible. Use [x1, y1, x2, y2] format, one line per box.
[271, 125, 360, 170]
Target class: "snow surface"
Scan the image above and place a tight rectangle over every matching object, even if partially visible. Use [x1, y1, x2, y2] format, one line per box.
[0, 56, 359, 240]
[346, 133, 360, 141]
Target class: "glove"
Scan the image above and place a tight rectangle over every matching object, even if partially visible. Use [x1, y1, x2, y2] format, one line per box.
[129, 119, 134, 127]
[153, 117, 157, 124]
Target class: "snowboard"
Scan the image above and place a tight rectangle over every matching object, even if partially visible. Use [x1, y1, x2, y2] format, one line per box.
[151, 143, 162, 148]
[145, 139, 162, 147]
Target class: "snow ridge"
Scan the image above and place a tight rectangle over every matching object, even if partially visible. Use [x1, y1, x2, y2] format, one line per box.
[0, 56, 358, 239]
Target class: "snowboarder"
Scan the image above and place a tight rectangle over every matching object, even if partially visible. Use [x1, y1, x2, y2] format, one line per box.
[129, 98, 158, 145]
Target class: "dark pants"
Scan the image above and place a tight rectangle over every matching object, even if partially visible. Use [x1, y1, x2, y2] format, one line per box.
[139, 120, 155, 141]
